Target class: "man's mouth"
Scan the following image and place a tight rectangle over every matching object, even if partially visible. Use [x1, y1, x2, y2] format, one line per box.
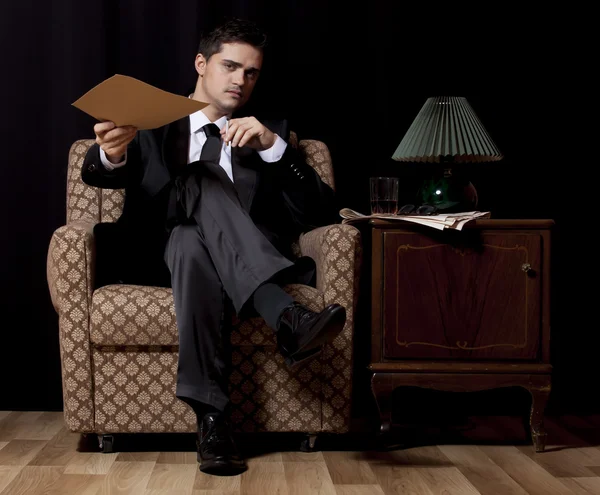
[226, 90, 242, 98]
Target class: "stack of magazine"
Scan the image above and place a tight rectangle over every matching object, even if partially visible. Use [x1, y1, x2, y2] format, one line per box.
[339, 208, 491, 231]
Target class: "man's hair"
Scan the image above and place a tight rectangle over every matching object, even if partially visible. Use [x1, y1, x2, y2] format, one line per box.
[197, 18, 268, 60]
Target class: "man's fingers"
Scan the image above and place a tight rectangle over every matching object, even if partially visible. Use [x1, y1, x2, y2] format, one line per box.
[95, 123, 136, 138]
[101, 136, 130, 156]
[222, 122, 233, 143]
[232, 129, 247, 148]
[97, 126, 136, 145]
[229, 123, 254, 147]
[230, 124, 249, 145]
[106, 126, 136, 142]
[228, 117, 254, 127]
[224, 121, 244, 144]
[224, 118, 254, 141]
[237, 129, 256, 148]
[232, 126, 255, 147]
[228, 117, 250, 126]
[94, 121, 116, 135]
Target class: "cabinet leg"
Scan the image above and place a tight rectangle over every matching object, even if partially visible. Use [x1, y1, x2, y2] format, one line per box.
[300, 434, 319, 452]
[527, 383, 551, 452]
[371, 373, 394, 436]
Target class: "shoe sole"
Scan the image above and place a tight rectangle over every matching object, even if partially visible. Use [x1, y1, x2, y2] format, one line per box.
[294, 305, 346, 355]
[198, 456, 248, 476]
[284, 346, 322, 368]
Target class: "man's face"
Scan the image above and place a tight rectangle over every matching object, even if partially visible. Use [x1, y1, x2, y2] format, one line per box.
[195, 42, 263, 115]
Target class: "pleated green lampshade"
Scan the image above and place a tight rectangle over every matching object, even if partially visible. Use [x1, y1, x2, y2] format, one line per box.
[392, 96, 503, 163]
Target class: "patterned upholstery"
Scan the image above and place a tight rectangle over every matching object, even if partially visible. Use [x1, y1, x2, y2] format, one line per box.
[89, 283, 324, 347]
[47, 131, 362, 435]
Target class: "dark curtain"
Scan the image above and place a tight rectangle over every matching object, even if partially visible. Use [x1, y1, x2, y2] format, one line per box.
[0, 1, 591, 415]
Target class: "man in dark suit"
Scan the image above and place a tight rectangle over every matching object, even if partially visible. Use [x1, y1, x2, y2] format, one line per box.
[81, 18, 346, 475]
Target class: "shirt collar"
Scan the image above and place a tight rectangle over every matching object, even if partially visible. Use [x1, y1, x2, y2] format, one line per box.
[188, 94, 228, 134]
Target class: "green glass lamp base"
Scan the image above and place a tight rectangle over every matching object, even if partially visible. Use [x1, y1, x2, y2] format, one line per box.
[417, 168, 478, 213]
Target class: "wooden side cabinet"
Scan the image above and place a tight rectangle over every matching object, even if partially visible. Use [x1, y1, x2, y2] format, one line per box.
[369, 219, 553, 451]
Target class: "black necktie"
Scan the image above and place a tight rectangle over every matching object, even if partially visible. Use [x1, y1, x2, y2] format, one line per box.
[200, 123, 222, 164]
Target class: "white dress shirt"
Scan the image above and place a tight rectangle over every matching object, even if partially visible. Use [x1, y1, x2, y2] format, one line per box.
[100, 109, 288, 183]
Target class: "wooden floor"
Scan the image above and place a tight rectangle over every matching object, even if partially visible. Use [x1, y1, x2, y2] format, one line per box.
[2, 411, 600, 494]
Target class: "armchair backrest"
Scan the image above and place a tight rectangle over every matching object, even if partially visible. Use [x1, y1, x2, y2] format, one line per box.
[65, 132, 335, 224]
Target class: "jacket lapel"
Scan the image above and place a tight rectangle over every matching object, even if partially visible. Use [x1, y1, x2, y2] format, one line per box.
[162, 117, 190, 178]
[139, 118, 189, 198]
[231, 145, 258, 212]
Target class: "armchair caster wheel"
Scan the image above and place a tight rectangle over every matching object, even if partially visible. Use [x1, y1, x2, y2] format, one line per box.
[98, 434, 115, 453]
[300, 434, 319, 452]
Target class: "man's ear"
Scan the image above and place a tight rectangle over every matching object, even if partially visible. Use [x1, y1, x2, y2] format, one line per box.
[195, 53, 207, 76]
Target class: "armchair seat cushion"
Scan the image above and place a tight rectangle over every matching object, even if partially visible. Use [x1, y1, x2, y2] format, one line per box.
[90, 283, 325, 347]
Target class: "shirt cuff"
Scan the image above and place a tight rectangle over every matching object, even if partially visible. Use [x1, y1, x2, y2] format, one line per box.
[257, 134, 287, 163]
[100, 148, 127, 170]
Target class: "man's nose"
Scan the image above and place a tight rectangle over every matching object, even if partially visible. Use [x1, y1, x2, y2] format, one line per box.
[231, 68, 245, 87]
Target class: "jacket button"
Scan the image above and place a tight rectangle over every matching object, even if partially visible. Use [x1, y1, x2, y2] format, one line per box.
[88, 164, 97, 172]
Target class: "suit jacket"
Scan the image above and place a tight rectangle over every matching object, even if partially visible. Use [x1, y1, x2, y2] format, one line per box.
[81, 117, 339, 266]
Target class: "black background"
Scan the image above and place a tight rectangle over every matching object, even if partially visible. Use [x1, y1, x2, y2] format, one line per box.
[1, 1, 593, 421]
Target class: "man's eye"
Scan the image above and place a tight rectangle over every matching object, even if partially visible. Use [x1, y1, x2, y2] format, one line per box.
[224, 63, 233, 70]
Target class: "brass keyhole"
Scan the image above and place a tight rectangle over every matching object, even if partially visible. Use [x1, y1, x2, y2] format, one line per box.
[521, 263, 534, 276]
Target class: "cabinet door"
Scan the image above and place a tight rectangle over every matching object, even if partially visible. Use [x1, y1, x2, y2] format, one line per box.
[382, 230, 541, 360]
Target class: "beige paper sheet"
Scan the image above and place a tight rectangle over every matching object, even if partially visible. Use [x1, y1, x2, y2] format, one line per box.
[72, 74, 209, 130]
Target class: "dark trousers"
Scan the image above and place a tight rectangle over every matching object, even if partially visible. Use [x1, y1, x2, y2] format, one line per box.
[164, 162, 313, 411]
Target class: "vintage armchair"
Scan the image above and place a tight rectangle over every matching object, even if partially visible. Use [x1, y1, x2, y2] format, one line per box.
[46, 132, 362, 452]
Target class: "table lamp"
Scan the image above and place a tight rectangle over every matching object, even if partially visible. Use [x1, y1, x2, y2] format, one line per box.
[392, 96, 503, 212]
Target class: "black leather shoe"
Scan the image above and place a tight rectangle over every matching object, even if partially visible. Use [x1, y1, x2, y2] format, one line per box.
[196, 411, 247, 476]
[276, 302, 346, 367]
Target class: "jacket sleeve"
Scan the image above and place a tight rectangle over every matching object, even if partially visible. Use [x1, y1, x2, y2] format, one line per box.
[265, 120, 340, 232]
[81, 133, 141, 190]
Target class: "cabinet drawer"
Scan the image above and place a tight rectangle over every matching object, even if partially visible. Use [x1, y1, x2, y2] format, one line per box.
[381, 231, 541, 360]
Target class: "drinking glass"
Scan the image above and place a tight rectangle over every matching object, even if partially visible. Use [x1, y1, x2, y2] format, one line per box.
[370, 177, 399, 214]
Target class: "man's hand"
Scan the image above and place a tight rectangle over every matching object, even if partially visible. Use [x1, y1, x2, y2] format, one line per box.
[94, 121, 137, 164]
[221, 117, 276, 150]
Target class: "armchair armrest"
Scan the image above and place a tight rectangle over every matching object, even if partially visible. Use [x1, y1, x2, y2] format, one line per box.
[46, 220, 97, 431]
[299, 223, 362, 307]
[298, 224, 362, 432]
